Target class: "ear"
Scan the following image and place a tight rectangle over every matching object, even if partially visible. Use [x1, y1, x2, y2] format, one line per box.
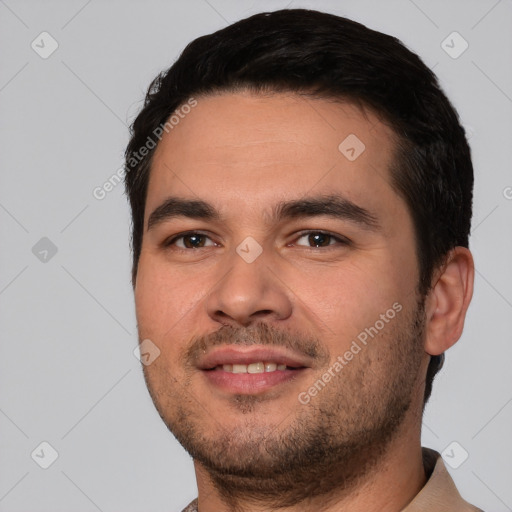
[424, 247, 474, 356]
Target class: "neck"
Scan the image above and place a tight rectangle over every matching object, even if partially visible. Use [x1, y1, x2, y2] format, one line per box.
[193, 419, 426, 512]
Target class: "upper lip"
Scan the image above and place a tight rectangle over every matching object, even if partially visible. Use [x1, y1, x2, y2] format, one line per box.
[197, 346, 312, 370]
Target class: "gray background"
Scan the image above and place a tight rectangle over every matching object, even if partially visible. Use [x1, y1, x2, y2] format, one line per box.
[1, 0, 511, 510]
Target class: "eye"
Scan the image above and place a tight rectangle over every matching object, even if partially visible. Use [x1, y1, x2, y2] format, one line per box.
[294, 231, 350, 248]
[165, 232, 217, 249]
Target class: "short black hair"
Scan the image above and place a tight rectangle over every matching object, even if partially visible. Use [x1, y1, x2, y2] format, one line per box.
[124, 9, 473, 404]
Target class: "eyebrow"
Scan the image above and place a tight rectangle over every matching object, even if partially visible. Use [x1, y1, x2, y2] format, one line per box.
[146, 194, 380, 232]
[147, 197, 220, 231]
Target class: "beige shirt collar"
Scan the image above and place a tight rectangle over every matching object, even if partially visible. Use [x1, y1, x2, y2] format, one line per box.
[402, 448, 482, 511]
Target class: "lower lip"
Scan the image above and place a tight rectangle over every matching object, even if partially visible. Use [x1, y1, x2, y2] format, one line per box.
[202, 368, 307, 394]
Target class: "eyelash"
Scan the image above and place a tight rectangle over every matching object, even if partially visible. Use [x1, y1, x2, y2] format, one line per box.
[163, 230, 351, 250]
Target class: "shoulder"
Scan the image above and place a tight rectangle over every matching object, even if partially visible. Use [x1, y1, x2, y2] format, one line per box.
[403, 448, 483, 512]
[180, 498, 198, 512]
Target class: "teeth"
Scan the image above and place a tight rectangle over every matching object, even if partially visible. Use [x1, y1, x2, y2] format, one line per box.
[248, 362, 264, 374]
[221, 362, 290, 373]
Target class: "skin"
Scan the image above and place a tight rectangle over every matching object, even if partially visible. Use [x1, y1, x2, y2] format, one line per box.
[134, 91, 474, 511]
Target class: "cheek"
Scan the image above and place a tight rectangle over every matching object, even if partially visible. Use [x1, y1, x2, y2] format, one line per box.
[134, 253, 212, 352]
[134, 254, 186, 339]
[290, 252, 416, 343]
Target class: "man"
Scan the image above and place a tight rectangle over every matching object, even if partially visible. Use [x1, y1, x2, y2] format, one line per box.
[125, 9, 480, 511]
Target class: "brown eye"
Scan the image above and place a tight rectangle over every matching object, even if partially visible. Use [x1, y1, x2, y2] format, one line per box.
[307, 233, 332, 247]
[182, 234, 206, 248]
[295, 231, 349, 248]
[166, 232, 216, 249]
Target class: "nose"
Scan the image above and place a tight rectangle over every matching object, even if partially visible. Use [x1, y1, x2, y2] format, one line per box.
[205, 246, 292, 327]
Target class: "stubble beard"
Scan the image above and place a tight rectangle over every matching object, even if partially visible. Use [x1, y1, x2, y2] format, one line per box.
[142, 298, 426, 508]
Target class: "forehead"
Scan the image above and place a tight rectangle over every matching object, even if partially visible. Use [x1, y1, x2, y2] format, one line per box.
[146, 91, 402, 222]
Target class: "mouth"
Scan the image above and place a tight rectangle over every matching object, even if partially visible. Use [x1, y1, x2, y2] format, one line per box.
[210, 362, 301, 373]
[198, 346, 311, 394]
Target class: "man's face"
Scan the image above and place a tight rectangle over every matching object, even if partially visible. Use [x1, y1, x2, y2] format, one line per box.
[134, 91, 427, 497]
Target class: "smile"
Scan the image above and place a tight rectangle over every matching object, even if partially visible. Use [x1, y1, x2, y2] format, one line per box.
[212, 362, 301, 373]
